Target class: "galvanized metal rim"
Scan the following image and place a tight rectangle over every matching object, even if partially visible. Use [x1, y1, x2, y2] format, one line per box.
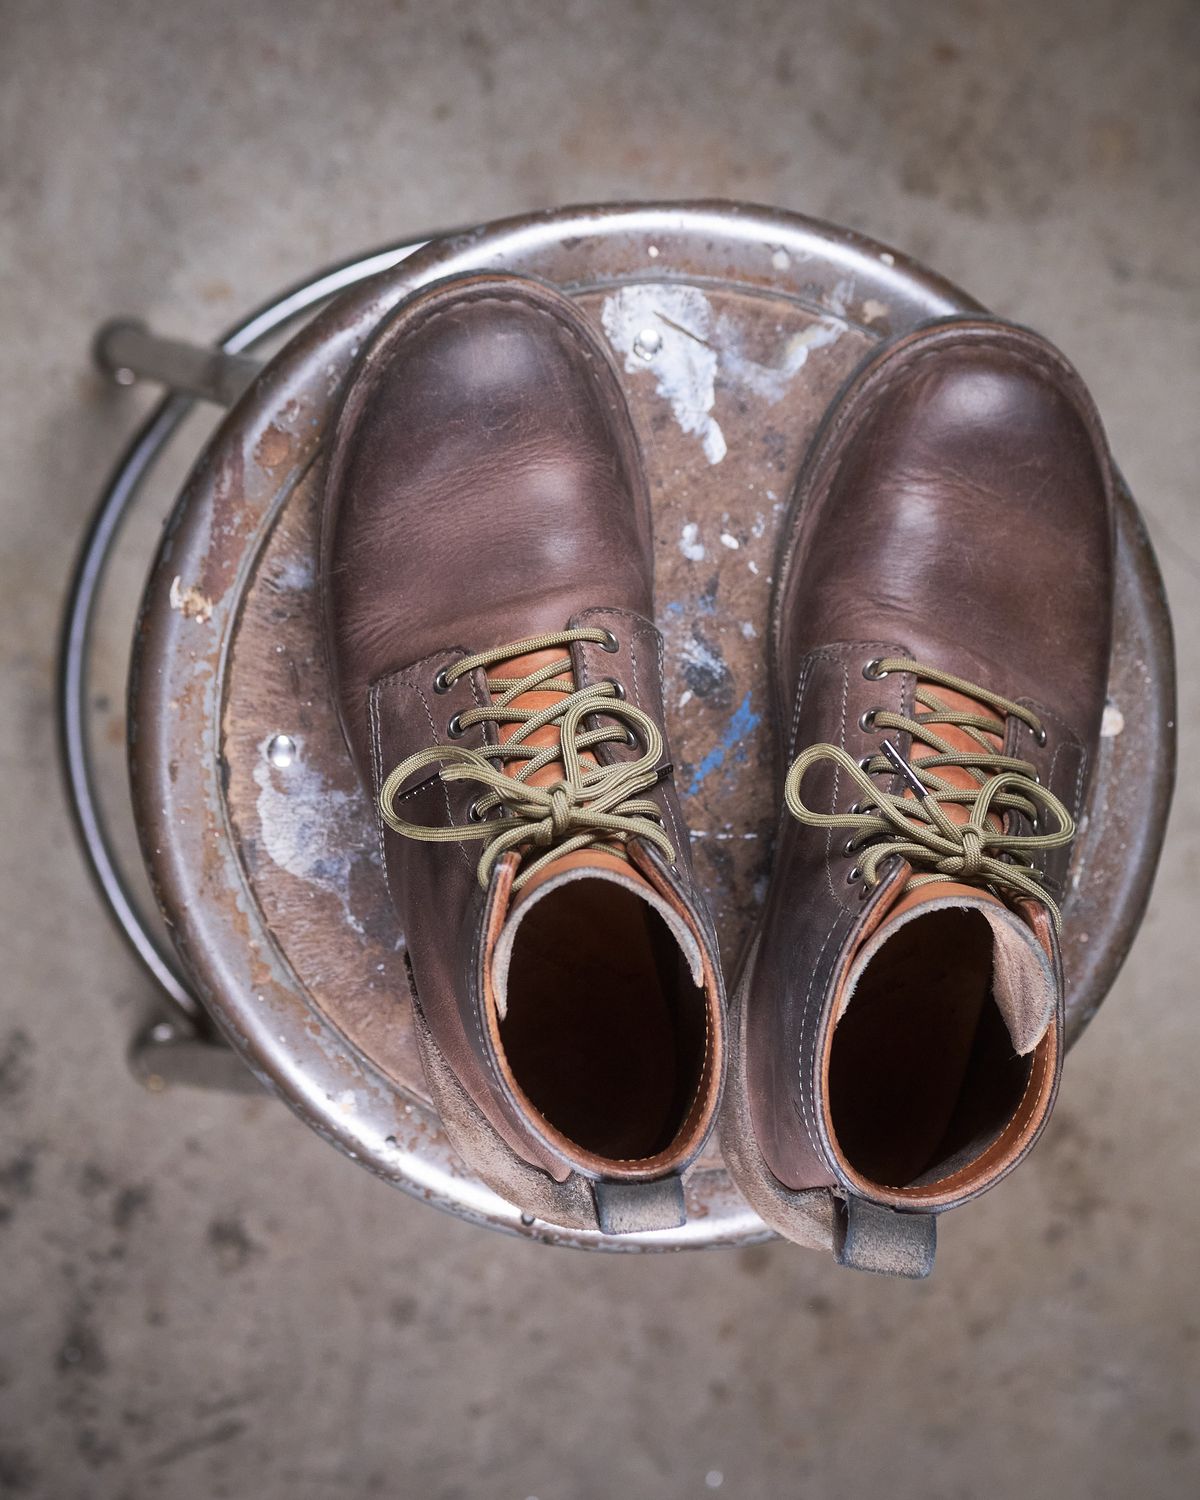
[57, 238, 430, 1026]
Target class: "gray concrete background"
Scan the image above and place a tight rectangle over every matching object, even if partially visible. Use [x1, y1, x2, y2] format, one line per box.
[1, 1, 1197, 1496]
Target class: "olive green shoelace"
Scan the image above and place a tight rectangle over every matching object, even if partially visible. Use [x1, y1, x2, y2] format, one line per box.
[379, 628, 676, 891]
[784, 657, 1075, 929]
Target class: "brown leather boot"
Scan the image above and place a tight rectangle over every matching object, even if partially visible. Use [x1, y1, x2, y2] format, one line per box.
[721, 319, 1116, 1275]
[321, 272, 725, 1234]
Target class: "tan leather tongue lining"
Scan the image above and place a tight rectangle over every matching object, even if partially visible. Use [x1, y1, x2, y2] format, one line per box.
[491, 850, 702, 1021]
[493, 646, 584, 790]
[841, 881, 1056, 1055]
[489, 642, 659, 914]
[908, 683, 1005, 826]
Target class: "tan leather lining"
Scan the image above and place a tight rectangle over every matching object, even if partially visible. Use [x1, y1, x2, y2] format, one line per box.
[820, 929, 1059, 1210]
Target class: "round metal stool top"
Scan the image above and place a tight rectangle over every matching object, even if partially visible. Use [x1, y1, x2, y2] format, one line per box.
[126, 202, 1175, 1250]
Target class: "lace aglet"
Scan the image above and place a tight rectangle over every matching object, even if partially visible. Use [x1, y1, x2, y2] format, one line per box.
[880, 738, 928, 799]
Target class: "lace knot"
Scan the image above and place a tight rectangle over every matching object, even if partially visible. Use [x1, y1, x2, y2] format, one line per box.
[377, 628, 676, 890]
[783, 657, 1075, 930]
[546, 784, 574, 839]
[957, 826, 985, 876]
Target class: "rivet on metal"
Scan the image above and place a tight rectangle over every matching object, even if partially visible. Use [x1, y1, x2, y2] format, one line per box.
[633, 327, 662, 360]
[266, 733, 297, 768]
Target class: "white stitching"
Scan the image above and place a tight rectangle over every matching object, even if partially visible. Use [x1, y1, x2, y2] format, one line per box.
[368, 688, 394, 902]
[792, 910, 853, 1164]
[823, 661, 850, 908]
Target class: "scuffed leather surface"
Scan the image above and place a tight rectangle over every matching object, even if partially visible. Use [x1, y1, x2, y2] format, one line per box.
[324, 273, 653, 768]
[321, 273, 722, 1180]
[771, 320, 1116, 731]
[748, 319, 1117, 1203]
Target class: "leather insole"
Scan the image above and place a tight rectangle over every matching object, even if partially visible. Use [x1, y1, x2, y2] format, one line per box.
[828, 908, 1031, 1187]
[499, 880, 705, 1161]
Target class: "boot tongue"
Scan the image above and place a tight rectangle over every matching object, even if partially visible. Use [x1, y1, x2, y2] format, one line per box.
[485, 646, 700, 1021]
[853, 880, 1055, 1054]
[492, 647, 579, 792]
[488, 848, 704, 1022]
[841, 681, 1055, 1053]
[489, 644, 659, 906]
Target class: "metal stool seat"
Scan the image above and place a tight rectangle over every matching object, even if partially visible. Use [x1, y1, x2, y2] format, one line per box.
[63, 202, 1175, 1251]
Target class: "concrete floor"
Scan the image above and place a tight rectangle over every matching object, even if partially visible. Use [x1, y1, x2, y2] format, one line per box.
[2, 1, 1198, 1495]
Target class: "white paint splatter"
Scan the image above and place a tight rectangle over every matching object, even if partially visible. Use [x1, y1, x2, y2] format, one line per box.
[771, 248, 790, 271]
[678, 689, 694, 709]
[741, 621, 757, 638]
[270, 554, 315, 592]
[1100, 702, 1125, 737]
[253, 735, 370, 934]
[680, 635, 725, 681]
[716, 314, 844, 404]
[680, 522, 706, 561]
[169, 574, 214, 623]
[602, 283, 848, 463]
[862, 298, 889, 324]
[748, 559, 760, 575]
[601, 285, 727, 464]
[719, 532, 740, 550]
[825, 276, 855, 317]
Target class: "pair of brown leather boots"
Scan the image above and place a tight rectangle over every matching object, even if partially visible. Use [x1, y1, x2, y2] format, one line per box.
[322, 272, 1115, 1276]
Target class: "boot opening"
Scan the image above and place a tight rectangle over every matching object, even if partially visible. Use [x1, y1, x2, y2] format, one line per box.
[499, 877, 708, 1161]
[828, 908, 1032, 1188]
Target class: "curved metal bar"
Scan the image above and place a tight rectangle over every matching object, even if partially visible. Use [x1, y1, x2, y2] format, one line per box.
[58, 393, 201, 1018]
[57, 237, 428, 1026]
[93, 320, 263, 404]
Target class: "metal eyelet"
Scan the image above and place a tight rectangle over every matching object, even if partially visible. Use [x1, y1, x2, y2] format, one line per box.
[447, 713, 466, 739]
[604, 678, 627, 700]
[598, 629, 620, 653]
[623, 727, 640, 749]
[1034, 725, 1048, 747]
[433, 664, 453, 695]
[858, 881, 873, 901]
[846, 865, 862, 884]
[859, 755, 875, 772]
[859, 709, 877, 732]
[863, 659, 888, 680]
[468, 799, 485, 823]
[842, 837, 859, 857]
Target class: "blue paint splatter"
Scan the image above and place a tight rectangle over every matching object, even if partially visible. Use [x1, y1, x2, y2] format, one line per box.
[663, 601, 686, 618]
[686, 692, 761, 794]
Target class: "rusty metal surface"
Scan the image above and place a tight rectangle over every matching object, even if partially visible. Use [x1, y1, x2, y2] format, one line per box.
[129, 202, 1174, 1249]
